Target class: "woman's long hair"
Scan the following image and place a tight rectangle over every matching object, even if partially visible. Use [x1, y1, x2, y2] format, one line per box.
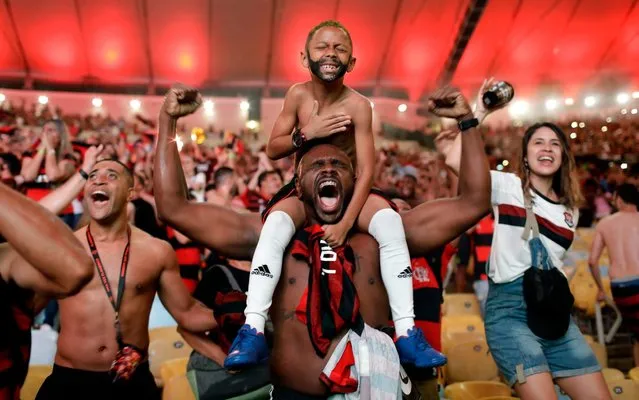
[45, 119, 73, 163]
[515, 122, 583, 210]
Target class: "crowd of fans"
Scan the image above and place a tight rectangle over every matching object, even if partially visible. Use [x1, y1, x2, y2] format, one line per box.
[1, 99, 637, 238]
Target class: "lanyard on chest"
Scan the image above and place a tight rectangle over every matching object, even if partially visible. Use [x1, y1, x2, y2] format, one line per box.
[86, 224, 132, 341]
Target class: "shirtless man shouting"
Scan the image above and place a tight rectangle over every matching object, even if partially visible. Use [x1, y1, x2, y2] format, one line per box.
[154, 81, 491, 397]
[36, 159, 217, 400]
[589, 183, 639, 366]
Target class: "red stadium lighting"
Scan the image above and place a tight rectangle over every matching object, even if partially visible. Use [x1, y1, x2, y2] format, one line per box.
[179, 53, 194, 71]
[105, 49, 119, 65]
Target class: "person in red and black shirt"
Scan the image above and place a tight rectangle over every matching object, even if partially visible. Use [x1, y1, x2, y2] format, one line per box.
[20, 120, 77, 221]
[393, 197, 456, 400]
[457, 213, 494, 315]
[240, 170, 284, 213]
[179, 260, 271, 400]
[166, 227, 204, 295]
[0, 162, 98, 399]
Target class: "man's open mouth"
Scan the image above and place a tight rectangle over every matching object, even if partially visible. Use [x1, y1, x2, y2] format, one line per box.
[90, 190, 110, 206]
[316, 178, 341, 213]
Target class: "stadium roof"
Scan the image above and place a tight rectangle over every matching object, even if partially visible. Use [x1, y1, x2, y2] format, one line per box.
[1, 0, 638, 100]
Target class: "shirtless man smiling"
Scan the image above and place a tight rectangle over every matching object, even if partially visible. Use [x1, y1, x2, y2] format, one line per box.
[36, 159, 216, 400]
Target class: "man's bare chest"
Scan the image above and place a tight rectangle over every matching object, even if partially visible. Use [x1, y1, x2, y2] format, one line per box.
[85, 250, 160, 301]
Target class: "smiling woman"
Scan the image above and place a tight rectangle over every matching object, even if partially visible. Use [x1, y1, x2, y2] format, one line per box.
[479, 122, 609, 399]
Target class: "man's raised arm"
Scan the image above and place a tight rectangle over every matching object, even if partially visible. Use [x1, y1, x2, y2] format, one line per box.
[0, 183, 93, 296]
[403, 87, 491, 254]
[154, 84, 261, 260]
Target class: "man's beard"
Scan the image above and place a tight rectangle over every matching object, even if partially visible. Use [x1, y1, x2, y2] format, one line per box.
[307, 52, 349, 83]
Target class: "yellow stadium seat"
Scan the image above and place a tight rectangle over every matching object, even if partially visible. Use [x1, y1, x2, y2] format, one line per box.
[602, 368, 625, 384]
[589, 341, 608, 368]
[442, 315, 485, 336]
[160, 357, 189, 387]
[570, 264, 598, 316]
[162, 374, 196, 400]
[445, 338, 499, 383]
[583, 334, 595, 344]
[444, 381, 511, 400]
[20, 365, 53, 400]
[607, 379, 639, 400]
[628, 367, 639, 383]
[572, 228, 595, 251]
[443, 294, 481, 316]
[149, 325, 180, 342]
[442, 330, 486, 354]
[149, 338, 193, 386]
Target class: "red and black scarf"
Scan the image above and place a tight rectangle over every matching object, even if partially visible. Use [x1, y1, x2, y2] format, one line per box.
[291, 225, 363, 358]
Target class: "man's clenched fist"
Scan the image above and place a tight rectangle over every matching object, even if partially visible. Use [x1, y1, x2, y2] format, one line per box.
[162, 83, 203, 118]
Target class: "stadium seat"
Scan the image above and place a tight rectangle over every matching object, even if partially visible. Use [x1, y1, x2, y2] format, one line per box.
[442, 315, 485, 336]
[628, 367, 639, 383]
[443, 293, 481, 316]
[20, 365, 52, 400]
[602, 368, 625, 383]
[583, 334, 595, 344]
[149, 338, 193, 386]
[149, 325, 180, 342]
[160, 357, 189, 387]
[570, 262, 599, 315]
[163, 374, 196, 400]
[442, 330, 486, 353]
[589, 340, 608, 368]
[444, 381, 511, 400]
[444, 338, 499, 383]
[607, 379, 638, 400]
[572, 229, 595, 252]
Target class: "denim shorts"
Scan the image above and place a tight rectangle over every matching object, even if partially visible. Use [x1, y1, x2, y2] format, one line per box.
[484, 276, 601, 387]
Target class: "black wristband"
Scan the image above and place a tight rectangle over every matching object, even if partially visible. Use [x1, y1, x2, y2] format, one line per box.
[458, 117, 479, 132]
[79, 169, 89, 180]
[292, 128, 306, 149]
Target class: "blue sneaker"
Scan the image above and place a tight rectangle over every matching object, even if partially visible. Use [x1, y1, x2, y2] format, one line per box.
[395, 327, 447, 368]
[224, 324, 269, 369]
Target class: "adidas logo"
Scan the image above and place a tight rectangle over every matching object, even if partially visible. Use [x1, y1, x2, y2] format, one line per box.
[397, 266, 413, 278]
[251, 264, 273, 278]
